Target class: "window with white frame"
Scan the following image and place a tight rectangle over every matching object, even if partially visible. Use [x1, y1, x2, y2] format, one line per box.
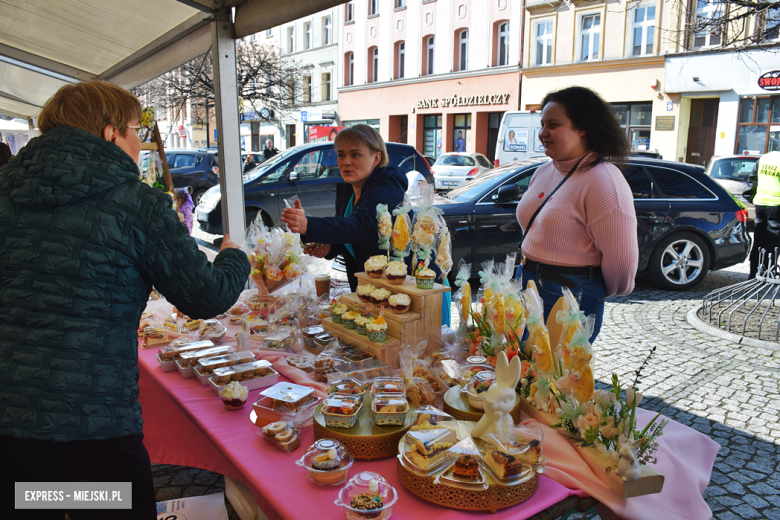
[692, 0, 722, 48]
[266, 28, 272, 37]
[498, 22, 510, 66]
[372, 47, 379, 82]
[533, 19, 553, 66]
[346, 1, 354, 22]
[577, 12, 601, 62]
[398, 41, 405, 79]
[303, 76, 312, 103]
[369, 0, 378, 16]
[288, 27, 295, 53]
[323, 16, 332, 44]
[458, 29, 469, 71]
[427, 36, 435, 75]
[630, 4, 656, 56]
[396, 0, 406, 7]
[322, 72, 332, 101]
[305, 22, 311, 49]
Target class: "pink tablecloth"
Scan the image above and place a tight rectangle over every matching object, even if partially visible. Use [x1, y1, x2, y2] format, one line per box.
[137, 346, 583, 520]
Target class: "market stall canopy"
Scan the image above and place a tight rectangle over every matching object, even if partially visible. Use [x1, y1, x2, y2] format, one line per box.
[0, 0, 342, 120]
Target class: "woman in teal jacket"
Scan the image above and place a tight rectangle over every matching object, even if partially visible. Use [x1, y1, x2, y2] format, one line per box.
[0, 81, 250, 519]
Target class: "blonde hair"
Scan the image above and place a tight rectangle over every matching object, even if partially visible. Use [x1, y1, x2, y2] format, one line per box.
[38, 80, 143, 138]
[333, 124, 388, 168]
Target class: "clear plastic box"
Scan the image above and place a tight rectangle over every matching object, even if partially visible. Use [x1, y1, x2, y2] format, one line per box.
[295, 439, 354, 487]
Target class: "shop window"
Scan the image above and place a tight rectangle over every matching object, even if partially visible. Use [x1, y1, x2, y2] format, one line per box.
[305, 22, 311, 49]
[423, 115, 442, 158]
[577, 12, 601, 62]
[629, 3, 655, 56]
[613, 102, 653, 149]
[345, 2, 354, 22]
[323, 16, 332, 45]
[496, 22, 510, 66]
[345, 52, 354, 86]
[453, 113, 472, 153]
[691, 0, 722, 49]
[532, 19, 554, 66]
[396, 41, 405, 79]
[322, 72, 331, 101]
[456, 29, 469, 71]
[736, 96, 780, 153]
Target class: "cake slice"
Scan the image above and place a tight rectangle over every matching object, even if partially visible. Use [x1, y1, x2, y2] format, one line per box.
[405, 429, 457, 470]
[512, 438, 542, 465]
[484, 449, 524, 479]
[451, 455, 480, 481]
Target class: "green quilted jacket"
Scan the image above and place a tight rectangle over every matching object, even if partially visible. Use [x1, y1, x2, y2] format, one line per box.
[0, 126, 250, 441]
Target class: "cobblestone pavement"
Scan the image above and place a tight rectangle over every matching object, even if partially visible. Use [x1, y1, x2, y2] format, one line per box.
[167, 230, 780, 519]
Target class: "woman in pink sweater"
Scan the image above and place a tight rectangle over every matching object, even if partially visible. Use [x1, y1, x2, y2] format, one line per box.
[515, 86, 638, 342]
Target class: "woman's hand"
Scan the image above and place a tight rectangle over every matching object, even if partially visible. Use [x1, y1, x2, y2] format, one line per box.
[281, 199, 308, 235]
[304, 243, 331, 258]
[219, 234, 241, 251]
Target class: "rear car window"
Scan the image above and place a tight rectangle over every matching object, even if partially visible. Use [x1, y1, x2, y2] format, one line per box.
[710, 158, 757, 181]
[388, 148, 418, 174]
[436, 155, 475, 167]
[172, 154, 200, 168]
[621, 165, 655, 199]
[646, 166, 713, 199]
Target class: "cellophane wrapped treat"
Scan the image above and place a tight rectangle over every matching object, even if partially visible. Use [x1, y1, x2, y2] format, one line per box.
[390, 195, 413, 262]
[481, 425, 546, 482]
[159, 339, 215, 362]
[245, 217, 307, 296]
[400, 342, 438, 407]
[177, 345, 236, 368]
[452, 259, 472, 333]
[523, 283, 557, 413]
[434, 436, 488, 490]
[410, 184, 441, 268]
[554, 287, 596, 407]
[376, 203, 392, 258]
[434, 216, 453, 283]
[260, 397, 319, 453]
[503, 279, 526, 359]
[212, 359, 275, 385]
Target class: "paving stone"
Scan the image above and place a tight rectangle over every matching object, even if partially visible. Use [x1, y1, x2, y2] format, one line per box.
[743, 494, 770, 509]
[767, 496, 780, 508]
[709, 471, 731, 485]
[715, 496, 744, 507]
[724, 481, 746, 494]
[195, 473, 220, 486]
[748, 482, 780, 495]
[731, 504, 762, 518]
[155, 486, 183, 502]
[170, 475, 193, 486]
[765, 509, 780, 520]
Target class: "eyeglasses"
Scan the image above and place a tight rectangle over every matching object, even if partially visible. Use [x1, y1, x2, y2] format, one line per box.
[127, 125, 150, 142]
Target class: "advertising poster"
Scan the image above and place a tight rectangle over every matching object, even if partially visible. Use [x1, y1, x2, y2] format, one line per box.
[308, 126, 345, 143]
[504, 128, 529, 152]
[533, 128, 545, 152]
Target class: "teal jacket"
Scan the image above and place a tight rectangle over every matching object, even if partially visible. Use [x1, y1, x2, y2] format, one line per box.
[0, 126, 250, 441]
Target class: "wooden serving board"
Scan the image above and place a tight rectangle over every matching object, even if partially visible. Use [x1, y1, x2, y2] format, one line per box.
[521, 398, 665, 498]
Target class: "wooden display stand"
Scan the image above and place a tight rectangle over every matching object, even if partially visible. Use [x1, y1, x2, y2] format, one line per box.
[140, 122, 174, 192]
[321, 272, 450, 369]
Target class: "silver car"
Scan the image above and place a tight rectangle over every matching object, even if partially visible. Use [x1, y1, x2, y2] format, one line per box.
[705, 154, 760, 219]
[432, 152, 493, 191]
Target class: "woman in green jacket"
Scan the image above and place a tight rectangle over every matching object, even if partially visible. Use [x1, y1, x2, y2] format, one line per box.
[0, 81, 250, 519]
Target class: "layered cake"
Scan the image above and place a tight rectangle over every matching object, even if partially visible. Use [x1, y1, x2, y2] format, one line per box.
[406, 429, 457, 470]
[452, 455, 480, 481]
[357, 283, 377, 302]
[388, 293, 411, 314]
[365, 255, 387, 278]
[369, 288, 391, 307]
[385, 261, 407, 285]
[484, 449, 524, 480]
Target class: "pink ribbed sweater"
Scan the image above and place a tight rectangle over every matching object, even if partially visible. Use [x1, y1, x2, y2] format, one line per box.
[516, 152, 638, 297]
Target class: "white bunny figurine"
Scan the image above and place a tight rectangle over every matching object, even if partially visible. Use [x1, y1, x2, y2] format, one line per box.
[472, 351, 521, 440]
[616, 437, 642, 482]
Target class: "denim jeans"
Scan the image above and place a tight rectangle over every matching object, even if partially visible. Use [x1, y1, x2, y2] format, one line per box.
[515, 265, 606, 344]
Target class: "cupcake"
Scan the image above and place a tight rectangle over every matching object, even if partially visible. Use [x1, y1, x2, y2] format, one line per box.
[356, 283, 376, 302]
[388, 293, 411, 314]
[220, 381, 248, 410]
[385, 261, 408, 285]
[415, 268, 436, 290]
[366, 317, 388, 343]
[370, 288, 391, 307]
[364, 255, 387, 278]
[354, 315, 370, 336]
[331, 303, 348, 324]
[342, 311, 359, 330]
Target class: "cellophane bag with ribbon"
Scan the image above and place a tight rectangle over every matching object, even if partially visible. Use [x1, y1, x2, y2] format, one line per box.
[522, 283, 558, 413]
[553, 287, 596, 407]
[244, 217, 307, 296]
[376, 203, 393, 258]
[452, 259, 472, 334]
[410, 184, 441, 269]
[399, 341, 438, 407]
[390, 194, 413, 262]
[434, 215, 453, 283]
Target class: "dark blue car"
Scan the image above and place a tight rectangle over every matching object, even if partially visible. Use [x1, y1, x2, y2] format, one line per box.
[435, 157, 751, 290]
[195, 141, 433, 234]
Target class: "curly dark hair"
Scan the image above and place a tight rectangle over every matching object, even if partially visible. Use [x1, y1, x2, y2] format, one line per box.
[541, 86, 629, 164]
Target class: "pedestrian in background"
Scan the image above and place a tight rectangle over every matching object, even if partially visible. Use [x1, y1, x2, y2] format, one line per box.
[0, 142, 11, 167]
[743, 150, 780, 278]
[515, 86, 638, 343]
[0, 80, 250, 519]
[243, 153, 255, 173]
[263, 138, 278, 161]
[176, 188, 194, 234]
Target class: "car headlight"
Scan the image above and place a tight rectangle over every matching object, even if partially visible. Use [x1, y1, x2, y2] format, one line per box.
[197, 188, 221, 213]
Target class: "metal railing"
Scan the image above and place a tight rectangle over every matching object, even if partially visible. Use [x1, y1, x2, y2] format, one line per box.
[701, 248, 780, 342]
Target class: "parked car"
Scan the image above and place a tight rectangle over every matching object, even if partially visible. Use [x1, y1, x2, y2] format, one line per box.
[705, 154, 760, 220]
[432, 152, 493, 191]
[435, 157, 750, 291]
[242, 151, 264, 168]
[195, 141, 433, 235]
[630, 149, 663, 160]
[164, 148, 220, 206]
[422, 154, 436, 167]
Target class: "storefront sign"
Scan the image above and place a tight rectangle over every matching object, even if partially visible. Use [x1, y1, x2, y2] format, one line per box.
[301, 109, 336, 121]
[655, 116, 675, 131]
[416, 94, 510, 109]
[758, 70, 780, 91]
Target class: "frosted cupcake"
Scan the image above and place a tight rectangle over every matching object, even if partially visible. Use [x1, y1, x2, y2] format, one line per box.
[356, 283, 376, 302]
[331, 303, 348, 324]
[415, 268, 436, 290]
[385, 261, 408, 285]
[365, 255, 387, 278]
[342, 311, 359, 330]
[388, 293, 411, 314]
[354, 315, 370, 335]
[370, 288, 392, 307]
[366, 317, 388, 343]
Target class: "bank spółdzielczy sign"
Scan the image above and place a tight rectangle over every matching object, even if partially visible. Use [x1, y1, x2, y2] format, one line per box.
[758, 71, 780, 91]
[417, 94, 510, 109]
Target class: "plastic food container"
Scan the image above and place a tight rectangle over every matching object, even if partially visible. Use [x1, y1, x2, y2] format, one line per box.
[302, 326, 325, 348]
[295, 439, 355, 486]
[408, 405, 457, 433]
[220, 381, 249, 410]
[371, 376, 405, 397]
[326, 377, 368, 402]
[252, 395, 322, 428]
[157, 339, 215, 370]
[464, 371, 496, 410]
[403, 428, 458, 473]
[194, 350, 255, 385]
[175, 345, 236, 378]
[371, 394, 408, 426]
[456, 355, 494, 387]
[435, 436, 488, 491]
[259, 382, 316, 413]
[208, 360, 277, 394]
[228, 303, 252, 323]
[335, 471, 398, 520]
[481, 426, 546, 481]
[322, 395, 363, 429]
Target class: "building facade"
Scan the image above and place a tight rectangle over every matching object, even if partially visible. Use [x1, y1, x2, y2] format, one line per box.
[338, 0, 522, 162]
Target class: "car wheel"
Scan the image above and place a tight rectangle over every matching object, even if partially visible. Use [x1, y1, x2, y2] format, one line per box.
[192, 189, 206, 207]
[648, 232, 710, 291]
